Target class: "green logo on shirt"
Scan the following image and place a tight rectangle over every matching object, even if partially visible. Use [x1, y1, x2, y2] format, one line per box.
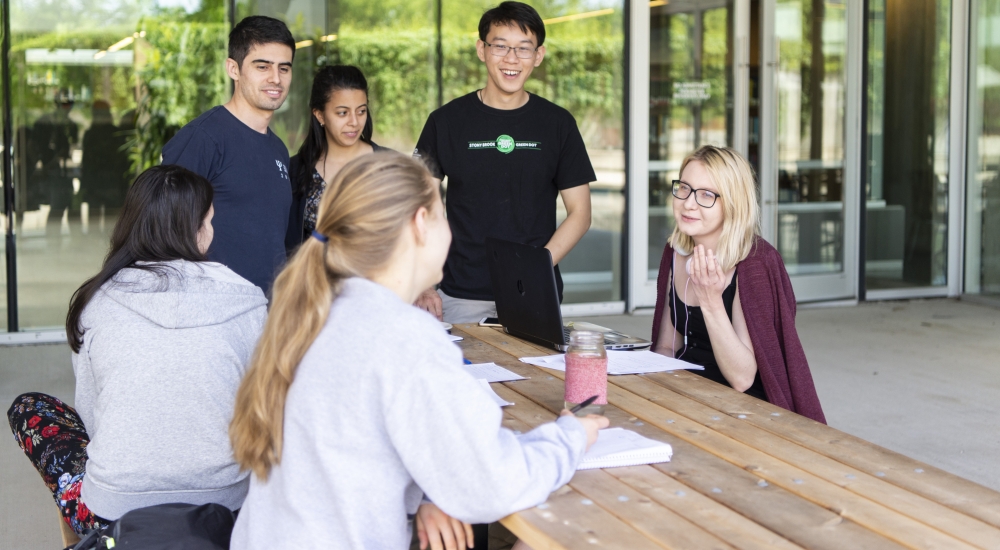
[496, 134, 515, 153]
[468, 135, 541, 154]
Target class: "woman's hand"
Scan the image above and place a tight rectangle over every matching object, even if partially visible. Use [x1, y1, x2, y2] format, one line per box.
[414, 288, 443, 321]
[560, 410, 610, 450]
[688, 244, 727, 310]
[415, 502, 473, 550]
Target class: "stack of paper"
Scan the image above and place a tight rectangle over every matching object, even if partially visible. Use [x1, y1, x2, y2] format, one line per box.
[463, 362, 527, 383]
[578, 428, 673, 470]
[519, 350, 703, 375]
[476, 379, 513, 407]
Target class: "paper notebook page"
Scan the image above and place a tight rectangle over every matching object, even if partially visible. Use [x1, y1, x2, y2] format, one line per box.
[605, 350, 703, 374]
[464, 362, 527, 383]
[519, 355, 566, 371]
[521, 353, 702, 375]
[578, 428, 672, 470]
[477, 379, 513, 407]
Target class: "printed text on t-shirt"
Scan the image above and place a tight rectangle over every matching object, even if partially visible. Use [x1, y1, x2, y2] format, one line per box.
[468, 134, 541, 154]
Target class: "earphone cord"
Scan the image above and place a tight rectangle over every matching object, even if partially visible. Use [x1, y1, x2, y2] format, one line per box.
[670, 251, 692, 361]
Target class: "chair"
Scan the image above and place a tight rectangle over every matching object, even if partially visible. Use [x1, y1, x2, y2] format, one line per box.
[58, 514, 80, 548]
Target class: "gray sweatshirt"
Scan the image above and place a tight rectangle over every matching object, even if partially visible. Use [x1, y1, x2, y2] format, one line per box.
[230, 277, 587, 549]
[75, 260, 267, 520]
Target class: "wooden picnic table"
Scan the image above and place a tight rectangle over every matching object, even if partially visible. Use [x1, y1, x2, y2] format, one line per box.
[451, 323, 1000, 550]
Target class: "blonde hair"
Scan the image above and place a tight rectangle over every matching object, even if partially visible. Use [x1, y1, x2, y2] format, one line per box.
[668, 145, 760, 271]
[230, 152, 437, 479]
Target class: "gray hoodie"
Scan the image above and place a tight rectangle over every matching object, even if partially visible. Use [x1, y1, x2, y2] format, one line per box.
[74, 260, 267, 520]
[231, 277, 586, 549]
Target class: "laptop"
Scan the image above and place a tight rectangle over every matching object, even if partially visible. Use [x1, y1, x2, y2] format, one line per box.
[486, 238, 652, 352]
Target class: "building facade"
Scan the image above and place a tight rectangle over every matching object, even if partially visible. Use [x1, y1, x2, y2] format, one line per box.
[1, 0, 997, 334]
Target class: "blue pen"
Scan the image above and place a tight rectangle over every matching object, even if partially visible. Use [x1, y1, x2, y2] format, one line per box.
[463, 358, 472, 365]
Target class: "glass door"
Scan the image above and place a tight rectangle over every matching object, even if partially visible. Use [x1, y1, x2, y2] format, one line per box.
[759, 0, 860, 301]
[633, 0, 739, 307]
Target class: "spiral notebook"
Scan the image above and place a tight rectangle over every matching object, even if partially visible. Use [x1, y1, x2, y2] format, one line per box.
[578, 428, 673, 470]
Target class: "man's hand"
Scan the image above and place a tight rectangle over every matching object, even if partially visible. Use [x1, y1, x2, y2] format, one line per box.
[415, 288, 443, 321]
[415, 502, 473, 550]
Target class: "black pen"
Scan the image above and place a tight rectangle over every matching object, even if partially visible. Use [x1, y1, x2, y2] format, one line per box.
[567, 395, 599, 416]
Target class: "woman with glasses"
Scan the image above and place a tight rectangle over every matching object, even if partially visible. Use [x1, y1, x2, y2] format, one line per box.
[286, 65, 384, 252]
[650, 145, 826, 423]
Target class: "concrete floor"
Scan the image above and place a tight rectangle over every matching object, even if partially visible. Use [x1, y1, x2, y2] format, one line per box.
[2, 298, 999, 548]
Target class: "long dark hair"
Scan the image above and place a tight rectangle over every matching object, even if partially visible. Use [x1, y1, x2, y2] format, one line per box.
[293, 65, 373, 196]
[66, 164, 214, 352]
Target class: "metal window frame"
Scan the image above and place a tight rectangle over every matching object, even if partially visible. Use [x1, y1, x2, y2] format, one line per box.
[947, 0, 969, 297]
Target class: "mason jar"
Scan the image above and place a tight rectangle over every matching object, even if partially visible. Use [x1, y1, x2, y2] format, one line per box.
[563, 330, 608, 416]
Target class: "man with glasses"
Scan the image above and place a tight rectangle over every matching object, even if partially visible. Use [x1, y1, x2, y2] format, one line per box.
[413, 1, 595, 324]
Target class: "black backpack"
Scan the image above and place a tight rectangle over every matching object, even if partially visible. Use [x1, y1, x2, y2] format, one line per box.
[69, 503, 235, 550]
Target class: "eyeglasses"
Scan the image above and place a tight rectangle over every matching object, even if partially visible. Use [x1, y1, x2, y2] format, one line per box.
[483, 41, 538, 59]
[672, 180, 720, 208]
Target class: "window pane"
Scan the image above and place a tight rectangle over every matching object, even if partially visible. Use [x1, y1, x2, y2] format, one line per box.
[966, 0, 1000, 296]
[648, 1, 735, 282]
[11, 0, 228, 329]
[866, 0, 951, 290]
[774, 0, 847, 277]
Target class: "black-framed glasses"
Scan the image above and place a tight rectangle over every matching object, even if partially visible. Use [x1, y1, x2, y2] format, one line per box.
[483, 41, 538, 59]
[672, 180, 720, 208]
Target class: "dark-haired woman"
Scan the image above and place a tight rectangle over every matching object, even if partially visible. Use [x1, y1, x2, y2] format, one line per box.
[7, 165, 267, 535]
[286, 65, 384, 251]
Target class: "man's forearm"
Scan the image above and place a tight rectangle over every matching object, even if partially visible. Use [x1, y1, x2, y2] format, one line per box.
[545, 208, 591, 265]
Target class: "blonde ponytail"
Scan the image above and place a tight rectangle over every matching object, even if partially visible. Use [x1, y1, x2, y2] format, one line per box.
[230, 152, 436, 479]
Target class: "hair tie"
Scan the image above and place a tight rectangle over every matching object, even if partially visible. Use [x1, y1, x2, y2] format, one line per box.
[311, 230, 329, 243]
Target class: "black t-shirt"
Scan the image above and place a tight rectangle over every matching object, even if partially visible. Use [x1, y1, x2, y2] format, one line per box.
[415, 92, 596, 301]
[162, 106, 291, 293]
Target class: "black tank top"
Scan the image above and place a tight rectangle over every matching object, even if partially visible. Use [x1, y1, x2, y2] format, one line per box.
[668, 263, 768, 401]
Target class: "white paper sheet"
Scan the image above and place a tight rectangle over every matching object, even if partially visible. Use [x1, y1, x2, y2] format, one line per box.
[477, 379, 513, 407]
[463, 362, 527, 383]
[578, 428, 672, 470]
[448, 334, 464, 342]
[520, 350, 703, 375]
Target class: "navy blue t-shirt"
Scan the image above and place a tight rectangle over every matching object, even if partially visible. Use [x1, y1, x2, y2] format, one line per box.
[162, 106, 291, 293]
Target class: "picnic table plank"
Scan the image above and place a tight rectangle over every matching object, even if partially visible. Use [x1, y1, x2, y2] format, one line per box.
[499, 483, 667, 550]
[608, 374, 1000, 550]
[488, 357, 908, 550]
[570, 469, 740, 550]
[606, 467, 811, 550]
[454, 325, 983, 550]
[642, 369, 1000, 529]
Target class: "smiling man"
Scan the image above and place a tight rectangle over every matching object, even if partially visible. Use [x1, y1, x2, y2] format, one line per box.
[414, 1, 596, 323]
[162, 16, 295, 294]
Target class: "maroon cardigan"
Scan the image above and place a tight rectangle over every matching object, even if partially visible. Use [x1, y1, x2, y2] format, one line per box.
[650, 237, 827, 424]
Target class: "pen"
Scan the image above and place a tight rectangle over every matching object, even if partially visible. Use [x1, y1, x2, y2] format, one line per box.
[567, 395, 599, 415]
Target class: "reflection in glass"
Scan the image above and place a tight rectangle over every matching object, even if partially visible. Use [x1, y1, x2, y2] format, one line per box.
[10, 0, 228, 329]
[773, 0, 846, 276]
[966, 0, 1000, 296]
[648, 0, 734, 280]
[866, 0, 951, 290]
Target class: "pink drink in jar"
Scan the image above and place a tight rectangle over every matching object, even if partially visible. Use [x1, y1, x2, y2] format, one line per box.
[564, 330, 607, 416]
